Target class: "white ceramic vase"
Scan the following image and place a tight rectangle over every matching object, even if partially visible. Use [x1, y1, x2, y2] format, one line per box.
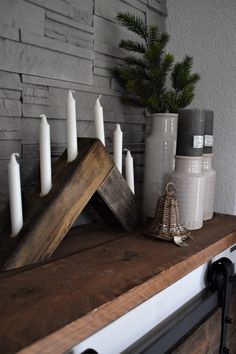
[202, 154, 216, 220]
[171, 156, 206, 230]
[143, 113, 178, 218]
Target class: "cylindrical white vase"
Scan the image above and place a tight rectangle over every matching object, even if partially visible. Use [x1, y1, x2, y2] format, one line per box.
[171, 156, 206, 230]
[143, 113, 178, 217]
[202, 154, 216, 220]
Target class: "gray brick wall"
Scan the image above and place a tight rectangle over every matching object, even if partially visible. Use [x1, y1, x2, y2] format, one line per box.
[0, 0, 167, 227]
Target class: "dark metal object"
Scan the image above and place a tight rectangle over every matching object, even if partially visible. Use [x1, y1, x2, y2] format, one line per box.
[207, 257, 234, 354]
[122, 289, 219, 354]
[65, 349, 99, 354]
[230, 244, 236, 253]
[122, 259, 235, 354]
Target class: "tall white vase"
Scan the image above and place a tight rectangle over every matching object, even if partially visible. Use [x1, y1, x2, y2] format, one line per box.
[202, 154, 216, 220]
[171, 156, 206, 230]
[143, 113, 178, 217]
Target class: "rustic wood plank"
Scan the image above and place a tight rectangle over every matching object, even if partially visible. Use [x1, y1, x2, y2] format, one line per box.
[0, 222, 126, 280]
[1, 138, 114, 271]
[53, 222, 126, 259]
[92, 166, 142, 231]
[0, 214, 236, 354]
[0, 137, 141, 271]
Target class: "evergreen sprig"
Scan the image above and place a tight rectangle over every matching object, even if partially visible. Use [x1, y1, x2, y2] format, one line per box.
[113, 12, 200, 113]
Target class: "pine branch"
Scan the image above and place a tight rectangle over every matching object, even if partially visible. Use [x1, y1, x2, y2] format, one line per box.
[121, 95, 143, 107]
[149, 53, 174, 94]
[144, 42, 162, 66]
[176, 85, 195, 108]
[119, 39, 146, 53]
[189, 73, 201, 84]
[113, 12, 200, 113]
[114, 65, 148, 83]
[147, 95, 163, 113]
[124, 55, 146, 69]
[159, 32, 170, 49]
[161, 53, 174, 73]
[162, 91, 179, 113]
[112, 67, 127, 89]
[126, 78, 152, 98]
[147, 25, 159, 48]
[116, 13, 148, 41]
[171, 56, 200, 92]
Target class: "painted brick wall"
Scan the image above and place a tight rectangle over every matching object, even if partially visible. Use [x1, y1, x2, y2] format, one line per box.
[0, 0, 167, 227]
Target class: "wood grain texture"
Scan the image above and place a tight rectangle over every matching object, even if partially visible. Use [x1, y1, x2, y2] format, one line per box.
[1, 138, 114, 270]
[93, 166, 142, 231]
[0, 137, 141, 271]
[0, 222, 126, 280]
[0, 214, 236, 354]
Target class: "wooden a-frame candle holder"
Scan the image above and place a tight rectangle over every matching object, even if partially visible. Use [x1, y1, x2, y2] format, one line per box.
[0, 138, 141, 271]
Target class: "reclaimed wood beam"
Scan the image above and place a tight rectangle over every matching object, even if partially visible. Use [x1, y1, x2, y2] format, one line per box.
[92, 166, 142, 231]
[1, 138, 114, 270]
[0, 138, 142, 271]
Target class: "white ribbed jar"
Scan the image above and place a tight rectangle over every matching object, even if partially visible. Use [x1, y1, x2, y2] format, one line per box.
[171, 156, 206, 230]
[202, 154, 216, 220]
[143, 113, 178, 218]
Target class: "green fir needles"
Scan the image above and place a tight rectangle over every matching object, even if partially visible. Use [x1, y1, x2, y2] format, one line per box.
[113, 13, 200, 113]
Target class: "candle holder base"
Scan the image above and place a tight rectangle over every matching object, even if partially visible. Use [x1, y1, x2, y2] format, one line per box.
[0, 138, 141, 271]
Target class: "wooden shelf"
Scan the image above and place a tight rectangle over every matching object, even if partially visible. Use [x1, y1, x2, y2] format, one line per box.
[1, 214, 236, 354]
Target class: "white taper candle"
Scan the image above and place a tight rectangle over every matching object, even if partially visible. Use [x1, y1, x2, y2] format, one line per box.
[94, 95, 105, 145]
[8, 153, 23, 237]
[39, 114, 52, 196]
[113, 123, 123, 173]
[124, 149, 135, 194]
[66, 90, 78, 162]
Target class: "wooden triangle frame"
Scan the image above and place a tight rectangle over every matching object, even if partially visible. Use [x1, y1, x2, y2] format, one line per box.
[0, 138, 141, 271]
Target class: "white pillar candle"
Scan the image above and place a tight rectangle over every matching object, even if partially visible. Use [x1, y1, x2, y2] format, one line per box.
[8, 153, 23, 237]
[39, 114, 52, 196]
[94, 95, 105, 145]
[113, 123, 123, 173]
[66, 90, 78, 162]
[124, 149, 135, 194]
